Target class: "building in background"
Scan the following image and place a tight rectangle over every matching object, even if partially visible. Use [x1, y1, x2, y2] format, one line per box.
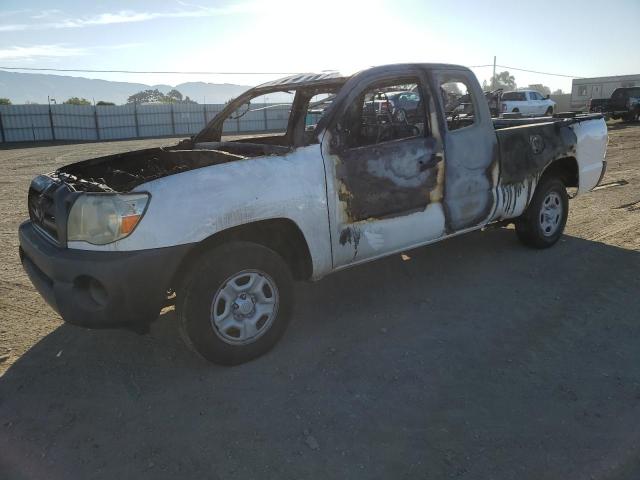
[571, 74, 640, 111]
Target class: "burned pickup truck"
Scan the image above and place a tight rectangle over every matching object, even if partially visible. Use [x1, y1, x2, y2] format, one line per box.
[19, 63, 608, 365]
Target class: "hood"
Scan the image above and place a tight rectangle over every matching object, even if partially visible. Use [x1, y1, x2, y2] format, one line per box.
[56, 146, 244, 193]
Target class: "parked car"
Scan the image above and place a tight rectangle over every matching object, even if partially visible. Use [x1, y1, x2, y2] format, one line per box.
[501, 89, 556, 116]
[589, 87, 640, 123]
[19, 64, 607, 365]
[363, 89, 422, 123]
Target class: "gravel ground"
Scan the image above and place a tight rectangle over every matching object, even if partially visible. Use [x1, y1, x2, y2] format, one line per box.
[0, 125, 639, 479]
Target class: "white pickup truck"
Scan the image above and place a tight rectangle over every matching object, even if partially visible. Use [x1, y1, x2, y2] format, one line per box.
[19, 63, 608, 365]
[501, 89, 556, 116]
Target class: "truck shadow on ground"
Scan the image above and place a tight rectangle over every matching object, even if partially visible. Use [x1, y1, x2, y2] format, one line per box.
[1, 229, 640, 479]
[607, 121, 640, 132]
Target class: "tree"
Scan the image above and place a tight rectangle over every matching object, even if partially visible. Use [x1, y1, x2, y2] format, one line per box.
[127, 89, 166, 104]
[482, 71, 517, 91]
[63, 97, 91, 105]
[0, 98, 11, 105]
[527, 84, 551, 96]
[166, 89, 183, 102]
[441, 82, 462, 95]
[127, 88, 197, 104]
[96, 100, 115, 106]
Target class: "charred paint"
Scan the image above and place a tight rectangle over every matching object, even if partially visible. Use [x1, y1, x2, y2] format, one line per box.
[338, 225, 362, 258]
[440, 122, 499, 233]
[57, 148, 247, 192]
[495, 175, 538, 218]
[334, 136, 441, 222]
[496, 122, 577, 185]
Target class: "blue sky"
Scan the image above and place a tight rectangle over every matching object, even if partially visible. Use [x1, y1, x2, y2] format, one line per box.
[1, 0, 639, 91]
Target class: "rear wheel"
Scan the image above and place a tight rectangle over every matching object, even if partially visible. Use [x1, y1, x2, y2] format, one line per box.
[177, 242, 293, 365]
[515, 177, 568, 249]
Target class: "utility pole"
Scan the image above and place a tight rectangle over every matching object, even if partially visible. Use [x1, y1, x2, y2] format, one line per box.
[203, 96, 207, 130]
[134, 100, 140, 138]
[93, 98, 100, 141]
[492, 56, 497, 90]
[47, 95, 56, 141]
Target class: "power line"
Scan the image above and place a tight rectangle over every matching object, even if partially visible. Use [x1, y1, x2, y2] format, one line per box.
[497, 64, 581, 78]
[470, 63, 582, 78]
[0, 66, 300, 75]
[0, 63, 584, 78]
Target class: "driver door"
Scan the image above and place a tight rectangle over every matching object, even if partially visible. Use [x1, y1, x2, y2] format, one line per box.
[321, 70, 447, 268]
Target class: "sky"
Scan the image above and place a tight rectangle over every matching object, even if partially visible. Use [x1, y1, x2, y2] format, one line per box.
[1, 0, 639, 93]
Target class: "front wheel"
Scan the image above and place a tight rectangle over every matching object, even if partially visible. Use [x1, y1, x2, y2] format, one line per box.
[177, 242, 293, 365]
[545, 106, 554, 116]
[515, 177, 568, 249]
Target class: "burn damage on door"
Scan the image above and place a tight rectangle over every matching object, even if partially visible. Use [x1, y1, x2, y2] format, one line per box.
[335, 137, 442, 222]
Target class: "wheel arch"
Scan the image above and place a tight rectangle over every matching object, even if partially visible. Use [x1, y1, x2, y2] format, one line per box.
[171, 218, 314, 290]
[540, 156, 578, 188]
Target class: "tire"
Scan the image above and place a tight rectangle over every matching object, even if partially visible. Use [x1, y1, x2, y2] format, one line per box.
[515, 177, 568, 249]
[177, 241, 293, 365]
[622, 112, 639, 123]
[512, 108, 520, 113]
[545, 106, 553, 116]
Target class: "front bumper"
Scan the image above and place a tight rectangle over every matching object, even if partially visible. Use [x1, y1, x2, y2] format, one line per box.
[19, 221, 191, 331]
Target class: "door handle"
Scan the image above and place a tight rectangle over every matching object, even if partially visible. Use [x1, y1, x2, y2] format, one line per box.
[419, 153, 443, 171]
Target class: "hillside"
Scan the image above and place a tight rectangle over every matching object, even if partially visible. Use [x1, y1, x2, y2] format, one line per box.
[0, 71, 252, 105]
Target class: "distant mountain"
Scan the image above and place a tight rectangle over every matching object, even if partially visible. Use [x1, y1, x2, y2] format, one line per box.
[0, 71, 252, 105]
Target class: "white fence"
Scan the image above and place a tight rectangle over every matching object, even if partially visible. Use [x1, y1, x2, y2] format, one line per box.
[0, 103, 291, 143]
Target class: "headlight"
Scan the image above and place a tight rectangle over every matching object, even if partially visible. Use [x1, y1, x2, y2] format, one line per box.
[67, 193, 149, 245]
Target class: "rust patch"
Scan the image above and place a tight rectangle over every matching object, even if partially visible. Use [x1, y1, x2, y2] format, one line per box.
[429, 159, 445, 203]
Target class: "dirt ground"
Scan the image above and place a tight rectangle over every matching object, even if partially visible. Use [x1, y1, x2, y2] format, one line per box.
[0, 125, 639, 479]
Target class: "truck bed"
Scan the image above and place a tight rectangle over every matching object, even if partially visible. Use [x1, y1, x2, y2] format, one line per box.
[492, 112, 606, 203]
[492, 113, 604, 130]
